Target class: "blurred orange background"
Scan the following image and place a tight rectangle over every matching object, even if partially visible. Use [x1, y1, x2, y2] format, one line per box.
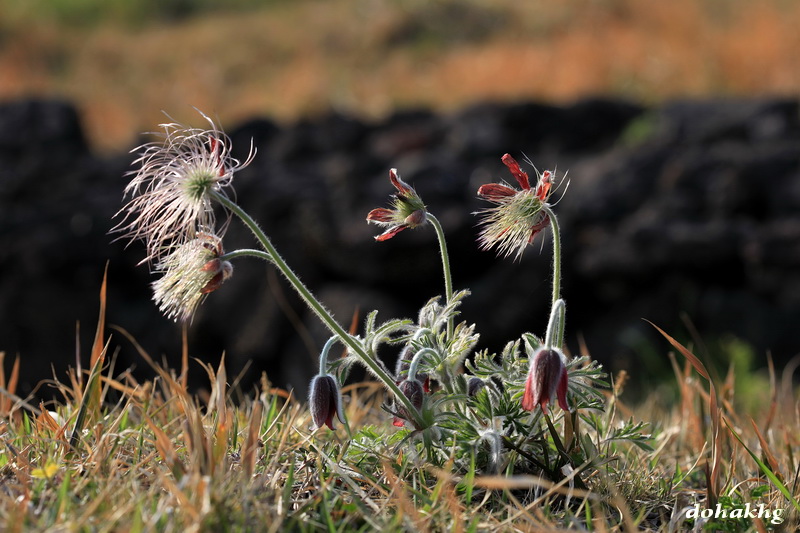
[2, 0, 799, 152]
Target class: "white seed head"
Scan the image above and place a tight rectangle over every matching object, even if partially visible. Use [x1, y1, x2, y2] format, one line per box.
[151, 232, 229, 322]
[112, 110, 255, 266]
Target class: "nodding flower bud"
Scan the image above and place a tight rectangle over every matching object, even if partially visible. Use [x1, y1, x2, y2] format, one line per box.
[392, 379, 424, 428]
[521, 348, 569, 414]
[467, 376, 486, 397]
[309, 374, 345, 430]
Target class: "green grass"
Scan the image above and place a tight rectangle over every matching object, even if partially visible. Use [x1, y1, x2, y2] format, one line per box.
[0, 278, 796, 531]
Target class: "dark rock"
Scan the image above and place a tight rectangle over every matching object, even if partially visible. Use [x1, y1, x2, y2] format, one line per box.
[2, 96, 799, 400]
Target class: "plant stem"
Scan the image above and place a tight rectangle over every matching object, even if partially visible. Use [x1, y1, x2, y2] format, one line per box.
[219, 249, 271, 262]
[427, 213, 454, 339]
[544, 299, 566, 350]
[541, 205, 561, 307]
[211, 190, 425, 427]
[541, 205, 564, 348]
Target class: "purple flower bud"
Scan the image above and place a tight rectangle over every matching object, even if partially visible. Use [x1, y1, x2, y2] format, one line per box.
[521, 348, 569, 414]
[467, 376, 486, 397]
[309, 374, 345, 430]
[392, 379, 424, 428]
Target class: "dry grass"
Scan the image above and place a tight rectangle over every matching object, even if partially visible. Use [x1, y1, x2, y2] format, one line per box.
[1, 0, 799, 152]
[0, 272, 797, 531]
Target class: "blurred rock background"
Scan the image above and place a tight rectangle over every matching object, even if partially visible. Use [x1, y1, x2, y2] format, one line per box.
[1, 0, 799, 400]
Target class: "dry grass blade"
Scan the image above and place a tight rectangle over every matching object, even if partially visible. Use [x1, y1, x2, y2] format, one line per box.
[0, 352, 20, 417]
[242, 398, 263, 479]
[648, 320, 722, 507]
[90, 264, 108, 368]
[750, 418, 783, 483]
[68, 338, 111, 451]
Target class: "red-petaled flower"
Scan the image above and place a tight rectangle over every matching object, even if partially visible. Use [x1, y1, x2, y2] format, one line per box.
[521, 347, 569, 414]
[392, 378, 425, 428]
[309, 374, 345, 430]
[367, 168, 428, 241]
[475, 154, 558, 260]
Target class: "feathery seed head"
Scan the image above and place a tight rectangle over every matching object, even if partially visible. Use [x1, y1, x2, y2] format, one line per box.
[113, 110, 255, 266]
[151, 231, 232, 322]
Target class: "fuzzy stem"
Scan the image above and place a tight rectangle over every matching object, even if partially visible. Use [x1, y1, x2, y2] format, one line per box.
[407, 347, 437, 382]
[211, 190, 425, 427]
[318, 335, 337, 376]
[219, 249, 271, 262]
[541, 205, 565, 348]
[426, 214, 454, 339]
[544, 299, 566, 349]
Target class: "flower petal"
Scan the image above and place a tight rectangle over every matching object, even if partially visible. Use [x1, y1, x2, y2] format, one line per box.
[501, 153, 531, 190]
[477, 183, 518, 201]
[521, 368, 537, 412]
[389, 168, 414, 195]
[366, 208, 395, 223]
[556, 367, 569, 412]
[375, 225, 407, 241]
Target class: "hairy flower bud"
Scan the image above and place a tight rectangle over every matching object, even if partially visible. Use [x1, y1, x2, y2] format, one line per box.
[309, 374, 345, 430]
[467, 376, 486, 397]
[392, 379, 424, 428]
[521, 347, 569, 414]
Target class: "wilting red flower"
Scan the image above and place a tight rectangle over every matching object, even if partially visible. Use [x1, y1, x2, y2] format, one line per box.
[392, 378, 425, 428]
[521, 347, 569, 414]
[367, 168, 428, 241]
[309, 374, 345, 430]
[475, 154, 557, 260]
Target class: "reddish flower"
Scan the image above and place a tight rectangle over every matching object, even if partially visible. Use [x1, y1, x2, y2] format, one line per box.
[475, 154, 557, 260]
[521, 348, 569, 414]
[309, 374, 345, 430]
[367, 168, 428, 241]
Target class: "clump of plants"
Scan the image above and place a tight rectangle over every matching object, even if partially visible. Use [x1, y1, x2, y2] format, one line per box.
[111, 109, 619, 489]
[101, 110, 797, 531]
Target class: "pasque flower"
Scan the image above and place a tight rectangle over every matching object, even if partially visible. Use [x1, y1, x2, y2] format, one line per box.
[113, 110, 255, 265]
[476, 154, 556, 260]
[309, 373, 345, 430]
[521, 347, 569, 414]
[367, 168, 428, 241]
[151, 230, 233, 322]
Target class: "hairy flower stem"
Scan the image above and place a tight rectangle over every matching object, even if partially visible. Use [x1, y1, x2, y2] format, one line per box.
[427, 214, 454, 339]
[210, 190, 425, 427]
[542, 205, 565, 348]
[318, 335, 338, 375]
[544, 299, 566, 350]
